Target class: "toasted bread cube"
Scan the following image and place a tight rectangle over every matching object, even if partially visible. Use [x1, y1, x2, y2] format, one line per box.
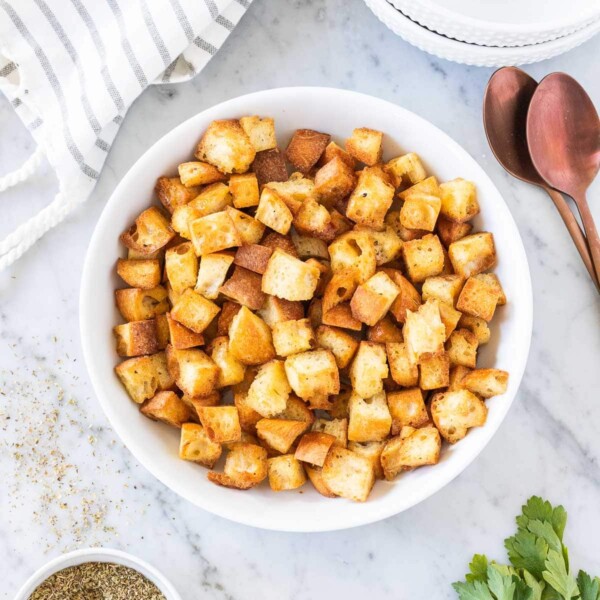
[155, 314, 170, 350]
[179, 423, 222, 467]
[229, 173, 260, 209]
[195, 252, 234, 300]
[314, 156, 356, 205]
[272, 318, 316, 357]
[322, 447, 374, 502]
[291, 231, 329, 260]
[114, 320, 159, 357]
[141, 391, 191, 427]
[115, 352, 173, 404]
[252, 148, 288, 187]
[305, 465, 336, 497]
[458, 314, 491, 345]
[257, 419, 307, 453]
[178, 161, 226, 187]
[166, 313, 204, 349]
[385, 153, 427, 189]
[208, 442, 268, 489]
[261, 231, 299, 257]
[439, 178, 479, 223]
[305, 258, 330, 300]
[448, 365, 472, 391]
[267, 455, 306, 491]
[225, 206, 265, 246]
[387, 388, 429, 435]
[385, 210, 427, 242]
[239, 116, 277, 152]
[403, 234, 445, 283]
[120, 207, 175, 255]
[476, 273, 506, 305]
[403, 299, 446, 364]
[323, 304, 363, 331]
[322, 269, 358, 314]
[188, 183, 232, 216]
[345, 127, 383, 166]
[215, 302, 240, 337]
[328, 231, 376, 283]
[308, 297, 323, 329]
[449, 232, 496, 278]
[381, 426, 441, 479]
[320, 140, 357, 168]
[422, 275, 464, 307]
[256, 188, 293, 235]
[228, 306, 275, 365]
[258, 295, 304, 327]
[367, 316, 403, 344]
[165, 242, 198, 294]
[400, 193, 441, 232]
[346, 166, 394, 229]
[456, 276, 499, 322]
[262, 249, 320, 301]
[209, 336, 246, 388]
[197, 406, 241, 443]
[293, 197, 336, 241]
[170, 204, 201, 240]
[316, 325, 359, 369]
[180, 390, 221, 420]
[219, 266, 266, 310]
[369, 227, 403, 266]
[419, 352, 450, 390]
[347, 441, 385, 479]
[386, 343, 419, 387]
[155, 176, 199, 213]
[463, 368, 508, 398]
[234, 244, 272, 274]
[295, 432, 336, 467]
[438, 302, 462, 340]
[382, 269, 421, 324]
[195, 119, 255, 174]
[431, 389, 487, 443]
[348, 391, 392, 442]
[276, 395, 315, 425]
[116, 259, 161, 289]
[349, 342, 388, 398]
[265, 173, 315, 214]
[284, 349, 339, 400]
[173, 348, 220, 397]
[312, 417, 348, 448]
[233, 374, 262, 433]
[285, 129, 330, 173]
[189, 212, 242, 256]
[246, 360, 291, 417]
[171, 289, 220, 334]
[436, 216, 472, 247]
[115, 286, 169, 322]
[350, 271, 400, 326]
[399, 175, 439, 200]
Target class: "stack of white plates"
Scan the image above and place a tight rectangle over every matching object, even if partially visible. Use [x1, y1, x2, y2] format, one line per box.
[364, 0, 600, 67]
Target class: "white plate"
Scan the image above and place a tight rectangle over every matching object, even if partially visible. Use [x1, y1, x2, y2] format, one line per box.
[80, 87, 532, 532]
[365, 0, 600, 67]
[391, 0, 600, 46]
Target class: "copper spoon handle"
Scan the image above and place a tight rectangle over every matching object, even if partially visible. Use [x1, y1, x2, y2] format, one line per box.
[545, 187, 599, 289]
[572, 191, 600, 286]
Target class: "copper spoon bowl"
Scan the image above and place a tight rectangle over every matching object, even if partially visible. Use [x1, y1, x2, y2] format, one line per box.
[527, 72, 600, 286]
[483, 67, 598, 289]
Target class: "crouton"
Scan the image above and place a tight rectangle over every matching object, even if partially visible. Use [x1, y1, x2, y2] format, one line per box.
[293, 197, 336, 241]
[328, 231, 377, 283]
[208, 442, 268, 489]
[322, 447, 375, 502]
[476, 273, 506, 305]
[276, 394, 315, 425]
[346, 441, 384, 479]
[229, 173, 260, 209]
[319, 140, 357, 168]
[155, 314, 170, 349]
[431, 389, 487, 443]
[291, 231, 330, 260]
[381, 426, 441, 479]
[448, 365, 472, 391]
[115, 286, 169, 322]
[308, 297, 323, 329]
[165, 242, 198, 294]
[181, 391, 221, 423]
[348, 391, 392, 442]
[350, 271, 399, 326]
[386, 342, 419, 387]
[305, 465, 336, 497]
[419, 352, 450, 390]
[195, 252, 234, 300]
[438, 302, 462, 339]
[380, 270, 421, 324]
[179, 423, 222, 467]
[367, 316, 403, 344]
[116, 259, 161, 289]
[456, 275, 500, 322]
[239, 116, 277, 152]
[115, 352, 173, 404]
[399, 175, 440, 201]
[403, 300, 446, 364]
[255, 188, 293, 235]
[400, 192, 441, 232]
[436, 216, 473, 247]
[233, 374, 262, 433]
[267, 455, 306, 491]
[113, 319, 159, 357]
[120, 207, 175, 255]
[285, 129, 330, 173]
[262, 249, 320, 301]
[346, 166, 394, 230]
[284, 349, 340, 402]
[312, 417, 348, 448]
[448, 232, 496, 278]
[322, 268, 357, 314]
[188, 182, 233, 216]
[140, 390, 191, 427]
[246, 360, 291, 417]
[403, 234, 445, 283]
[219, 266, 266, 310]
[171, 348, 220, 397]
[257, 419, 307, 453]
[439, 178, 479, 223]
[345, 127, 383, 166]
[166, 313, 205, 350]
[195, 119, 255, 174]
[234, 244, 272, 274]
[209, 336, 246, 388]
[368, 226, 403, 265]
[387, 388, 429, 435]
[258, 295, 304, 327]
[223, 208, 264, 246]
[314, 156, 356, 205]
[178, 161, 226, 187]
[385, 153, 427, 189]
[228, 306, 275, 365]
[422, 275, 464, 307]
[252, 148, 288, 187]
[197, 406, 241, 443]
[294, 432, 336, 467]
[155, 176, 200, 214]
[171, 288, 220, 334]
[272, 318, 316, 357]
[349, 342, 389, 398]
[265, 173, 315, 214]
[189, 211, 242, 256]
[315, 325, 359, 369]
[462, 368, 508, 398]
[458, 314, 491, 345]
[170, 204, 202, 240]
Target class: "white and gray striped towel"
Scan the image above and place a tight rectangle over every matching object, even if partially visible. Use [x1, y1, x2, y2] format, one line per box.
[0, 0, 251, 270]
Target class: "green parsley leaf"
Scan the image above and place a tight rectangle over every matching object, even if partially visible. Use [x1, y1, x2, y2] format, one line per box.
[542, 548, 578, 599]
[505, 530, 548, 577]
[577, 571, 600, 600]
[453, 580, 495, 600]
[528, 520, 562, 554]
[522, 570, 545, 600]
[512, 575, 534, 600]
[516, 497, 567, 541]
[467, 555, 490, 583]
[488, 565, 516, 600]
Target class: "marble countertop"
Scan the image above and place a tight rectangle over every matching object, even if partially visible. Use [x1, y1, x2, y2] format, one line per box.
[1, 0, 600, 597]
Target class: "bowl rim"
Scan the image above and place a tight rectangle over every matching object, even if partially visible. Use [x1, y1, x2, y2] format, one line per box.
[13, 547, 182, 600]
[80, 86, 533, 532]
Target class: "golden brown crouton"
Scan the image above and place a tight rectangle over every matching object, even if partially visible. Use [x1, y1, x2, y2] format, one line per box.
[315, 325, 359, 369]
[252, 148, 288, 187]
[381, 269, 421, 324]
[155, 176, 200, 214]
[209, 336, 246, 388]
[438, 301, 462, 340]
[197, 406, 241, 443]
[387, 388, 429, 435]
[345, 127, 383, 166]
[419, 352, 450, 390]
[350, 271, 400, 326]
[458, 314, 491, 345]
[285, 129, 330, 173]
[228, 306, 275, 365]
[179, 423, 222, 467]
[386, 342, 419, 387]
[456, 276, 500, 322]
[255, 187, 294, 235]
[311, 417, 348, 448]
[403, 300, 446, 364]
[380, 426, 441, 479]
[431, 389, 487, 443]
[368, 226, 403, 266]
[166, 312, 205, 349]
[462, 368, 508, 398]
[229, 173, 260, 209]
[178, 161, 226, 187]
[171, 348, 220, 397]
[436, 216, 473, 247]
[114, 319, 159, 357]
[346, 441, 384, 479]
[385, 153, 427, 189]
[120, 207, 175, 255]
[322, 447, 375, 502]
[234, 244, 273, 274]
[400, 192, 441, 232]
[257, 419, 307, 453]
[208, 442, 268, 489]
[475, 273, 506, 305]
[115, 353, 171, 404]
[262, 249, 321, 301]
[294, 432, 336, 467]
[265, 173, 315, 214]
[348, 391, 392, 442]
[115, 286, 169, 322]
[448, 365, 472, 391]
[189, 211, 242, 256]
[346, 166, 394, 230]
[305, 465, 337, 497]
[319, 140, 357, 168]
[141, 391, 192, 427]
[402, 234, 445, 283]
[225, 206, 265, 245]
[422, 275, 464, 307]
[284, 349, 340, 400]
[258, 295, 304, 327]
[272, 318, 316, 357]
[293, 197, 336, 241]
[367, 316, 403, 344]
[246, 359, 291, 417]
[290, 231, 329, 260]
[314, 156, 356, 205]
[195, 252, 234, 300]
[328, 230, 377, 283]
[165, 242, 198, 294]
[188, 182, 233, 216]
[219, 266, 266, 311]
[349, 342, 389, 398]
[171, 288, 220, 334]
[170, 204, 202, 240]
[116, 259, 162, 289]
[448, 232, 496, 278]
[439, 178, 479, 223]
[267, 455, 306, 491]
[239, 116, 277, 152]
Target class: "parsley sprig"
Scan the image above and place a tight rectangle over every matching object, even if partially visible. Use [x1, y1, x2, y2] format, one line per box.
[453, 497, 600, 600]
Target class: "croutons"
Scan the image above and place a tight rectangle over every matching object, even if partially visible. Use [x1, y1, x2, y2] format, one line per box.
[179, 423, 222, 467]
[234, 244, 273, 275]
[116, 259, 161, 289]
[229, 173, 260, 209]
[209, 336, 246, 388]
[422, 274, 464, 307]
[272, 318, 316, 357]
[115, 352, 173, 404]
[350, 271, 399, 326]
[120, 207, 175, 255]
[349, 342, 389, 399]
[462, 368, 508, 398]
[383, 270, 421, 323]
[456, 275, 501, 322]
[386, 342, 419, 387]
[385, 153, 427, 189]
[252, 147, 288, 186]
[294, 432, 336, 467]
[446, 328, 479, 368]
[380, 426, 441, 479]
[436, 216, 473, 247]
[195, 252, 234, 300]
[448, 232, 496, 278]
[293, 197, 336, 241]
[431, 389, 487, 443]
[115, 286, 169, 322]
[208, 442, 268, 489]
[178, 161, 226, 187]
[197, 406, 241, 443]
[458, 314, 491, 345]
[322, 447, 375, 502]
[316, 325, 359, 369]
[171, 347, 220, 397]
[291, 231, 329, 260]
[403, 300, 446, 364]
[367, 316, 403, 344]
[305, 465, 336, 497]
[189, 211, 242, 256]
[170, 288, 220, 334]
[400, 191, 441, 232]
[257, 419, 307, 453]
[219, 266, 266, 311]
[311, 417, 348, 447]
[155, 176, 199, 213]
[255, 187, 294, 235]
[165, 242, 198, 294]
[439, 178, 479, 223]
[346, 166, 394, 230]
[267, 455, 306, 491]
[265, 173, 315, 214]
[328, 230, 376, 283]
[246, 360, 291, 417]
[284, 349, 340, 400]
[387, 388, 429, 435]
[348, 391, 392, 442]
[419, 352, 450, 390]
[114, 319, 159, 357]
[258, 295, 304, 327]
[188, 182, 232, 216]
[141, 391, 192, 427]
[225, 206, 265, 245]
[314, 156, 356, 205]
[285, 129, 330, 173]
[345, 127, 383, 166]
[228, 306, 275, 365]
[239, 116, 277, 152]
[403, 234, 445, 283]
[262, 249, 321, 302]
[369, 227, 403, 266]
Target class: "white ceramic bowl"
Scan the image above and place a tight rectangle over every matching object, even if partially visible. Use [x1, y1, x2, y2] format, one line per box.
[14, 548, 182, 599]
[80, 87, 532, 532]
[364, 0, 600, 67]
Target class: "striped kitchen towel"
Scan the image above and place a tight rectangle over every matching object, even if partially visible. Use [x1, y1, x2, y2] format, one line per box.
[0, 0, 252, 270]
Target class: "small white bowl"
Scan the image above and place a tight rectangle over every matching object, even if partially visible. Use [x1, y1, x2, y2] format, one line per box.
[14, 548, 182, 600]
[80, 87, 533, 532]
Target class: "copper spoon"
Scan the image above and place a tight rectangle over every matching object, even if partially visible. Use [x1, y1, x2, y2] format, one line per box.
[483, 67, 598, 289]
[527, 72, 600, 287]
